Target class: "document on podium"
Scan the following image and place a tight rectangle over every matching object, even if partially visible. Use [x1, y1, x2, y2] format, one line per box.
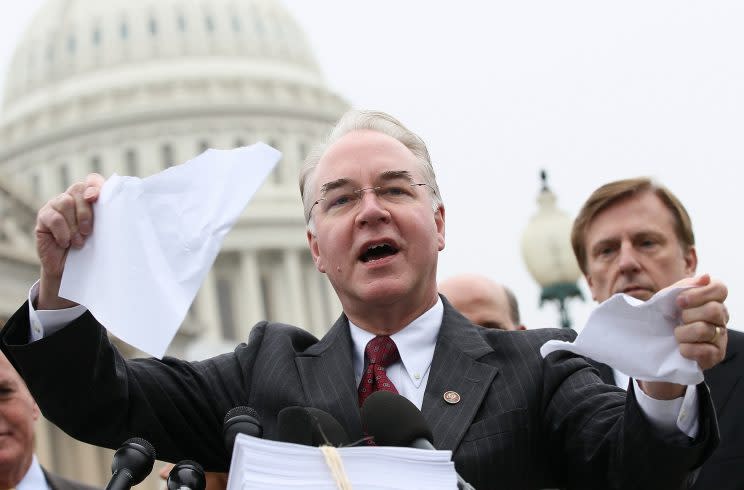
[227, 433, 458, 490]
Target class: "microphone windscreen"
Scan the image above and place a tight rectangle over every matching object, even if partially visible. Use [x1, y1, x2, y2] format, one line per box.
[224, 406, 260, 424]
[112, 437, 156, 485]
[303, 407, 350, 446]
[360, 391, 433, 446]
[166, 460, 205, 490]
[223, 406, 262, 454]
[277, 406, 350, 447]
[277, 406, 313, 445]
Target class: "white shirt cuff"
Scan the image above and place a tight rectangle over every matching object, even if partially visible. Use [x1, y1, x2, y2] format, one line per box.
[632, 378, 699, 438]
[27, 281, 87, 342]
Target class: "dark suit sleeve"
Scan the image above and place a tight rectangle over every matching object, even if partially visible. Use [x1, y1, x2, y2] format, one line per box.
[1, 302, 268, 469]
[542, 348, 718, 489]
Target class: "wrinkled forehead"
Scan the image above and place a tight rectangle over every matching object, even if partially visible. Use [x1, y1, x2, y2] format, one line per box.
[311, 130, 423, 194]
[585, 191, 679, 244]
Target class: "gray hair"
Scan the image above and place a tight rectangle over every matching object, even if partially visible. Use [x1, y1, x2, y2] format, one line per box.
[299, 110, 443, 232]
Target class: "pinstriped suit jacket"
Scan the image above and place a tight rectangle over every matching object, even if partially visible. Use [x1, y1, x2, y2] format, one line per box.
[591, 329, 744, 490]
[1, 297, 717, 490]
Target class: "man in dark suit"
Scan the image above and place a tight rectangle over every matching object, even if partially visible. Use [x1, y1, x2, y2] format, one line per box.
[0, 352, 97, 490]
[0, 111, 731, 489]
[571, 177, 744, 489]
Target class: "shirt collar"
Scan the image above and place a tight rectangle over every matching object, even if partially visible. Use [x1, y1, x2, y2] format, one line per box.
[349, 297, 443, 388]
[18, 455, 51, 490]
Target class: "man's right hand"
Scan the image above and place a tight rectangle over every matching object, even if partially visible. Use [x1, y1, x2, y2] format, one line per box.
[35, 173, 105, 310]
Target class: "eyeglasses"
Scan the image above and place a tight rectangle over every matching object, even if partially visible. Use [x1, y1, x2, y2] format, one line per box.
[309, 181, 434, 219]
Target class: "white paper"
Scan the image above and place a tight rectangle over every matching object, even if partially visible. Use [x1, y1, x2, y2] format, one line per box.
[59, 143, 281, 358]
[540, 287, 703, 385]
[227, 434, 458, 490]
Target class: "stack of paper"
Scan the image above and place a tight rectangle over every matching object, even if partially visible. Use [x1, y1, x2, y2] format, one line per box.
[227, 434, 458, 490]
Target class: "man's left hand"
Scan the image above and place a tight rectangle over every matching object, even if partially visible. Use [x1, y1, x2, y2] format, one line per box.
[639, 274, 728, 400]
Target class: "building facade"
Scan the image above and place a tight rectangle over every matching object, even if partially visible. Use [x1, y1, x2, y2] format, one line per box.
[0, 0, 348, 486]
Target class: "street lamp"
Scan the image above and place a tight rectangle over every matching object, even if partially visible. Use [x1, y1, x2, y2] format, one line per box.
[521, 170, 584, 329]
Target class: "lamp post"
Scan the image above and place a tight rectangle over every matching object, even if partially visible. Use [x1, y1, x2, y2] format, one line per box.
[521, 171, 584, 329]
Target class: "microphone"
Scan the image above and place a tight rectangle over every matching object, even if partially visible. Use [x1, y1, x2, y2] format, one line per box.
[223, 406, 262, 455]
[105, 437, 156, 490]
[166, 460, 206, 490]
[361, 391, 475, 490]
[277, 406, 350, 447]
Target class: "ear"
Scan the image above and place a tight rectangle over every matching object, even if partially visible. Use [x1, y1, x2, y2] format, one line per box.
[31, 401, 40, 422]
[307, 229, 326, 273]
[684, 245, 698, 275]
[435, 205, 446, 251]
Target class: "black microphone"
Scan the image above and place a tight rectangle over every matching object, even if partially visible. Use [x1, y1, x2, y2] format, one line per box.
[223, 406, 262, 455]
[105, 437, 156, 490]
[166, 460, 206, 490]
[361, 391, 475, 490]
[277, 406, 350, 447]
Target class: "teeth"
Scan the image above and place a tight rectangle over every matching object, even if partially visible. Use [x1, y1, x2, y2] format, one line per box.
[368, 244, 387, 251]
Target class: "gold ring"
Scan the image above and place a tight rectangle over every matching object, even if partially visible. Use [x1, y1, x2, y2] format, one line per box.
[709, 326, 721, 344]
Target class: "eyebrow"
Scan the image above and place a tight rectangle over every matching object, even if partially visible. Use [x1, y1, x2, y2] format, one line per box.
[318, 170, 415, 195]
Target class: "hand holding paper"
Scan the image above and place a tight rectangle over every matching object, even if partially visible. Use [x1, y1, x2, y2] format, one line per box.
[541, 275, 729, 387]
[540, 286, 704, 385]
[54, 143, 280, 357]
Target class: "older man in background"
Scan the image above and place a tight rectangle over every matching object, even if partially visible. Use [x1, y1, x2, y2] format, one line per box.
[571, 177, 744, 489]
[439, 274, 526, 330]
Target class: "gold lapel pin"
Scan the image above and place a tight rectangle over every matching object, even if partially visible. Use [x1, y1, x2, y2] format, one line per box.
[443, 390, 461, 404]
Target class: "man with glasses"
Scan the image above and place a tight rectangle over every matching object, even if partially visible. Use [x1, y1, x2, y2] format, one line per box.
[0, 111, 729, 489]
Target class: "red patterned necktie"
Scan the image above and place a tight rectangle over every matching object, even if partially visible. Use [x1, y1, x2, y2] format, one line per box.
[358, 335, 400, 407]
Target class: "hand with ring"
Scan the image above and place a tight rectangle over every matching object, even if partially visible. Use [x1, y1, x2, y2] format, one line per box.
[672, 274, 729, 371]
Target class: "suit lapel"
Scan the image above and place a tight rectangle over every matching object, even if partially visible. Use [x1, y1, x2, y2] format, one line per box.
[422, 299, 498, 451]
[42, 467, 63, 490]
[295, 315, 363, 439]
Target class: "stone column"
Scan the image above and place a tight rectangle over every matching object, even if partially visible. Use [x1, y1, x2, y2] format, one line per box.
[195, 270, 221, 340]
[283, 249, 306, 327]
[238, 249, 264, 338]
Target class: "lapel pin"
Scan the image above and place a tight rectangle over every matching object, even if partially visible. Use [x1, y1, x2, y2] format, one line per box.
[443, 390, 461, 404]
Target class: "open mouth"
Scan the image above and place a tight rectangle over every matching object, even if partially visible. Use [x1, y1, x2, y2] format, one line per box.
[359, 243, 399, 263]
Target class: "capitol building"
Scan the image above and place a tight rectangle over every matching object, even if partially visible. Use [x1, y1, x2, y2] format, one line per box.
[0, 0, 347, 486]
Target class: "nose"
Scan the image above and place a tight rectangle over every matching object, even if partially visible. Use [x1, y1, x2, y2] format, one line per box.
[354, 188, 390, 227]
[617, 241, 641, 274]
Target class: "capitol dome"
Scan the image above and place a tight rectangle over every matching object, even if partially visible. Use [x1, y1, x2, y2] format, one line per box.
[4, 0, 324, 111]
[0, 0, 347, 200]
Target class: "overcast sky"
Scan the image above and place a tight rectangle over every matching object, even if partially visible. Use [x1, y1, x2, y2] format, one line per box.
[2, 1, 742, 331]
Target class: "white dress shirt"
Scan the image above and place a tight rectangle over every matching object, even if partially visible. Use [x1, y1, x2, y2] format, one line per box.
[26, 282, 697, 437]
[349, 297, 443, 409]
[17, 455, 52, 490]
[613, 368, 699, 437]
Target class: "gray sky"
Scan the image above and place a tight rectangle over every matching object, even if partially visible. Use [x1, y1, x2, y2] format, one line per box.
[2, 1, 742, 331]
